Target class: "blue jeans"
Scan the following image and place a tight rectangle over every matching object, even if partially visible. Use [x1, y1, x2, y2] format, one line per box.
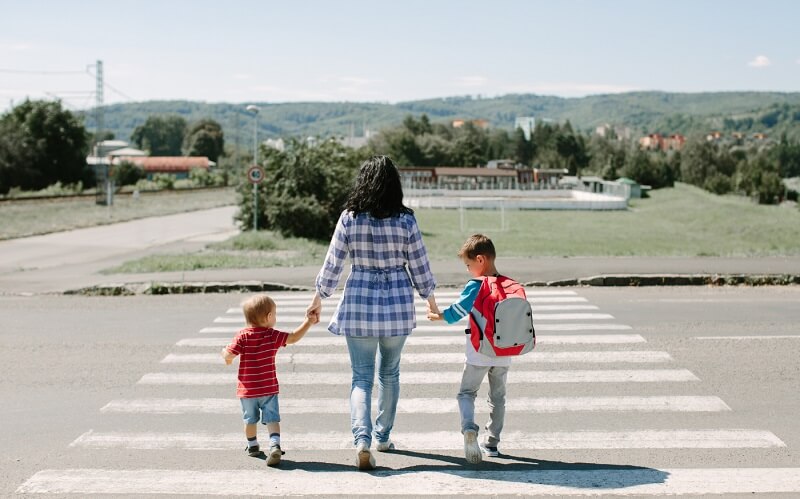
[345, 335, 407, 447]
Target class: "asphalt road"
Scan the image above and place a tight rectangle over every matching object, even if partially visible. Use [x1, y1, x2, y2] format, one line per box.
[2, 286, 800, 497]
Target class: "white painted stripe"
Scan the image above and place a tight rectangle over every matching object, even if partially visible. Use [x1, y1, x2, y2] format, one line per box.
[225, 303, 600, 314]
[176, 334, 647, 347]
[100, 396, 730, 414]
[138, 369, 699, 386]
[695, 335, 800, 340]
[248, 289, 578, 300]
[161, 350, 672, 365]
[226, 298, 591, 314]
[199, 326, 239, 333]
[200, 323, 632, 334]
[23, 468, 800, 495]
[71, 429, 784, 450]
[214, 312, 614, 323]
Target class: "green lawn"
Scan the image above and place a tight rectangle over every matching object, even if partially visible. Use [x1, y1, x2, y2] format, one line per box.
[418, 184, 800, 257]
[102, 183, 800, 274]
[0, 188, 236, 240]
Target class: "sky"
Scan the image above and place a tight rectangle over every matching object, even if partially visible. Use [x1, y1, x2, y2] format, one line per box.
[1, 0, 799, 111]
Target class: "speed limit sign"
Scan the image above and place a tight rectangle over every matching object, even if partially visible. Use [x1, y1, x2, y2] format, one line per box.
[247, 165, 264, 184]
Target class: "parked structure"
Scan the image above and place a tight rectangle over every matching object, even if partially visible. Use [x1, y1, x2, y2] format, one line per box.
[116, 156, 213, 179]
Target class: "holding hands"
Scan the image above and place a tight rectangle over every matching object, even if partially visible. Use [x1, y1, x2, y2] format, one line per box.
[306, 292, 322, 324]
[426, 295, 442, 321]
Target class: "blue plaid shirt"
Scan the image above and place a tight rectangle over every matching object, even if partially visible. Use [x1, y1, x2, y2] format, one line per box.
[315, 210, 436, 337]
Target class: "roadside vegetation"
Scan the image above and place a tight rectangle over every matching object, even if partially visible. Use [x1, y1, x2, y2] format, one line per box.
[0, 188, 235, 240]
[102, 182, 800, 274]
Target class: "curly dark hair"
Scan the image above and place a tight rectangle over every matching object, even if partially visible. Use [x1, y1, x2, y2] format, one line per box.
[343, 156, 413, 218]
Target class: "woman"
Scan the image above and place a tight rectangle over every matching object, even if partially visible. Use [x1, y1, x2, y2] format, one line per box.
[306, 155, 437, 471]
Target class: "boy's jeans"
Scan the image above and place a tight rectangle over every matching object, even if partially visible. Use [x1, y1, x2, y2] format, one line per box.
[345, 335, 407, 446]
[457, 363, 508, 447]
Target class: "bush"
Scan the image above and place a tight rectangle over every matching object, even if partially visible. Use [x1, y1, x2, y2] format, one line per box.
[113, 161, 146, 186]
[756, 171, 783, 204]
[235, 138, 361, 240]
[151, 173, 175, 190]
[266, 194, 331, 239]
[703, 173, 732, 195]
[189, 168, 225, 187]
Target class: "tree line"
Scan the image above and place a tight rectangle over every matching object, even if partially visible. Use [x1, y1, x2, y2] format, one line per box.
[0, 100, 226, 195]
[364, 113, 800, 203]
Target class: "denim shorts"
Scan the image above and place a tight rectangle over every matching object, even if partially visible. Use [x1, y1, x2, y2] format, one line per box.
[240, 395, 280, 424]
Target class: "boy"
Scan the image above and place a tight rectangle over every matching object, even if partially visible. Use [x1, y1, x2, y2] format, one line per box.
[427, 234, 511, 464]
[222, 294, 317, 466]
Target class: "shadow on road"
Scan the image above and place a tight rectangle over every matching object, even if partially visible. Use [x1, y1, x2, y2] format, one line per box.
[262, 449, 670, 490]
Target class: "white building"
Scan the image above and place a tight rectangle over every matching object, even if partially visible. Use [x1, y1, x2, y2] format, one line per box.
[514, 116, 536, 141]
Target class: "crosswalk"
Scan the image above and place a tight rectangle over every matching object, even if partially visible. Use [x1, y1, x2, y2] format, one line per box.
[17, 288, 800, 496]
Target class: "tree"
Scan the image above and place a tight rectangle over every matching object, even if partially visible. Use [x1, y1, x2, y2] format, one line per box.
[680, 138, 718, 188]
[555, 133, 590, 176]
[235, 138, 361, 239]
[0, 99, 90, 194]
[512, 128, 533, 166]
[112, 160, 146, 186]
[131, 115, 187, 156]
[773, 133, 800, 178]
[451, 122, 488, 167]
[737, 154, 783, 204]
[184, 119, 225, 162]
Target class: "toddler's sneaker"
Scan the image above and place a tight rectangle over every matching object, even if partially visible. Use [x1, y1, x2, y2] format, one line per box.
[375, 439, 395, 452]
[463, 430, 482, 464]
[266, 444, 284, 466]
[356, 440, 376, 470]
[246, 445, 260, 457]
[480, 443, 498, 457]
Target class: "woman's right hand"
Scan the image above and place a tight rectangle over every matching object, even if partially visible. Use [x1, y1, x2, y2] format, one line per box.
[306, 292, 322, 322]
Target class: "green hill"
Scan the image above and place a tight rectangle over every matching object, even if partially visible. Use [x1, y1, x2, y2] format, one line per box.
[83, 91, 800, 147]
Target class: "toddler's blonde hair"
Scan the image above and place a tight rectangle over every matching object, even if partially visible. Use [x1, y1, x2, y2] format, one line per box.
[241, 294, 276, 326]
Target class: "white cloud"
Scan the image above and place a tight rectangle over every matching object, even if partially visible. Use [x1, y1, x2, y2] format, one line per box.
[747, 55, 771, 68]
[338, 76, 380, 86]
[455, 76, 488, 87]
[0, 42, 32, 52]
[232, 73, 251, 80]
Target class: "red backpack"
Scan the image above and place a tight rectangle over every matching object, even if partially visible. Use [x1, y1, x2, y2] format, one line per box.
[468, 275, 536, 357]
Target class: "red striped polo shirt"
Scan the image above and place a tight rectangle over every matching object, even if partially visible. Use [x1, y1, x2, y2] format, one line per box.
[226, 326, 289, 399]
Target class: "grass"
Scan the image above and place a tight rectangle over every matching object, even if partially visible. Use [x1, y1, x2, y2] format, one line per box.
[0, 188, 236, 240]
[418, 184, 800, 257]
[102, 231, 329, 274]
[102, 183, 800, 274]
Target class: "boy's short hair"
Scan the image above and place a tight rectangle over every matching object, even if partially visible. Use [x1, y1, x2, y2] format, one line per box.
[241, 294, 276, 326]
[458, 233, 496, 260]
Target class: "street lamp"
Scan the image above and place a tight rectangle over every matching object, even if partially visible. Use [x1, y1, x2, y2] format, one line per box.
[246, 105, 260, 231]
[246, 104, 260, 166]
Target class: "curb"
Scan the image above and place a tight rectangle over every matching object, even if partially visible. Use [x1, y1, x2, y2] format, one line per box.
[62, 274, 800, 296]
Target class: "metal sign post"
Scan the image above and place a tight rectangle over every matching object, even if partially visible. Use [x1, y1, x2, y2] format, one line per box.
[247, 165, 265, 231]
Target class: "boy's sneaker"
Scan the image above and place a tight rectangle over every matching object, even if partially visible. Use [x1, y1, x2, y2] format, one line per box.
[463, 430, 482, 464]
[480, 443, 499, 457]
[266, 444, 284, 466]
[356, 441, 376, 470]
[375, 439, 395, 452]
[246, 445, 260, 457]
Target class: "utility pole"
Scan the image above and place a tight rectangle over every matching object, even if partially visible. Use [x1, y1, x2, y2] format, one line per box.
[95, 60, 103, 142]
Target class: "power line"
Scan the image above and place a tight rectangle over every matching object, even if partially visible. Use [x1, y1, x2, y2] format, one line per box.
[0, 68, 86, 75]
[86, 66, 135, 102]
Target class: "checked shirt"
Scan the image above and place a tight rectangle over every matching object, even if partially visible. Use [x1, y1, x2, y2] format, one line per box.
[315, 210, 436, 337]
